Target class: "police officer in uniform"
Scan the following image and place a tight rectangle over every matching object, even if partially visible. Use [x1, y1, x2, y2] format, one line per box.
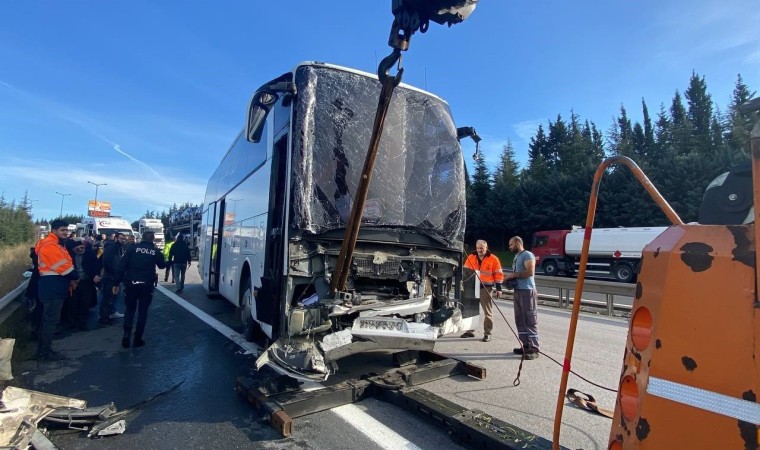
[113, 231, 166, 348]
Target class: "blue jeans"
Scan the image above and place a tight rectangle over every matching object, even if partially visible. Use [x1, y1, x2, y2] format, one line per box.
[173, 264, 187, 291]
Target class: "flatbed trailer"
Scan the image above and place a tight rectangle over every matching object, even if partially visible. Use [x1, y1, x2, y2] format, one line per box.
[236, 350, 562, 450]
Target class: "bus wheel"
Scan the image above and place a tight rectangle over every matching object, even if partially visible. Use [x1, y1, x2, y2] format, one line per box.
[241, 280, 265, 343]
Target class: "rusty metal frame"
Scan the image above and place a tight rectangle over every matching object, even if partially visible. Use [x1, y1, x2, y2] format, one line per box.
[551, 156, 684, 448]
[236, 350, 486, 439]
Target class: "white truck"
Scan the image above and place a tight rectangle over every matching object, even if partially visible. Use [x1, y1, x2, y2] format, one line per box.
[138, 218, 165, 250]
[531, 226, 668, 283]
[78, 217, 134, 240]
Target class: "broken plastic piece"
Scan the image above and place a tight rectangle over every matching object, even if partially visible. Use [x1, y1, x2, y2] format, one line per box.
[96, 419, 126, 436]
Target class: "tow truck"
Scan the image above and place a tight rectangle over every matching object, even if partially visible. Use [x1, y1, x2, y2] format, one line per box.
[238, 2, 760, 449]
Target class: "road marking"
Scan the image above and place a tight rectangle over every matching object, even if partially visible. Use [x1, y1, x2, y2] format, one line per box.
[332, 404, 422, 450]
[157, 285, 424, 447]
[156, 285, 257, 353]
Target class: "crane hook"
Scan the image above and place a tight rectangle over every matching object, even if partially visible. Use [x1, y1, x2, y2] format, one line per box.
[377, 48, 404, 87]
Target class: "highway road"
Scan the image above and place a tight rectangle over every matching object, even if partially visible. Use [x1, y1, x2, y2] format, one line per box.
[10, 263, 630, 449]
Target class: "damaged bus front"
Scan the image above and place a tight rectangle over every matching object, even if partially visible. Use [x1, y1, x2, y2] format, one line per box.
[200, 62, 478, 379]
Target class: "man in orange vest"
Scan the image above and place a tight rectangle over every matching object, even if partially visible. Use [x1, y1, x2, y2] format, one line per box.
[464, 239, 504, 342]
[36, 219, 79, 361]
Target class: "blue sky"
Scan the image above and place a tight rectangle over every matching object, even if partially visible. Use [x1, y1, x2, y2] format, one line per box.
[1, 1, 758, 223]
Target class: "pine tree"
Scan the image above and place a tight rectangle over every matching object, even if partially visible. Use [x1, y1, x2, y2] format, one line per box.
[527, 125, 550, 180]
[685, 71, 714, 156]
[670, 90, 691, 155]
[726, 74, 756, 160]
[465, 151, 493, 244]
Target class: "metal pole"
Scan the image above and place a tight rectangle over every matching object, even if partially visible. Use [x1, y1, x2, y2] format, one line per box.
[55, 192, 70, 217]
[87, 181, 107, 215]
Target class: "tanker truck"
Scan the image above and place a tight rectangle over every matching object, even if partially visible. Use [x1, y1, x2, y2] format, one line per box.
[531, 226, 667, 283]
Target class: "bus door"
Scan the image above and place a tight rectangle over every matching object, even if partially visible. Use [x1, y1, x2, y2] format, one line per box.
[257, 135, 289, 335]
[206, 200, 226, 292]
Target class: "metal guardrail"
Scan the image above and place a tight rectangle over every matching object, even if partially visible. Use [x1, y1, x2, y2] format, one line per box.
[0, 280, 28, 323]
[533, 275, 635, 316]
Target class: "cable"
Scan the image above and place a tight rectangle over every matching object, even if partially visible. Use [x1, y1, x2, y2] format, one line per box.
[472, 270, 617, 393]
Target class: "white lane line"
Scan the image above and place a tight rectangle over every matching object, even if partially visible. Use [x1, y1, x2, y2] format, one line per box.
[332, 404, 422, 450]
[156, 285, 257, 353]
[157, 285, 423, 447]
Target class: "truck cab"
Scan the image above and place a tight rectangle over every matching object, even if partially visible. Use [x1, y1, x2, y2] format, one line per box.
[531, 230, 571, 276]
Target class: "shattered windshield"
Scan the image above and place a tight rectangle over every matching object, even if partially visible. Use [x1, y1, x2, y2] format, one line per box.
[291, 65, 465, 248]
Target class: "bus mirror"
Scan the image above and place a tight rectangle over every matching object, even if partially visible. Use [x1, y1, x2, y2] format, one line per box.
[246, 91, 278, 143]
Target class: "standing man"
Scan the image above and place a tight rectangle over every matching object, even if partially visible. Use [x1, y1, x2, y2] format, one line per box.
[168, 233, 192, 294]
[504, 236, 540, 360]
[114, 231, 166, 348]
[66, 239, 101, 330]
[162, 234, 175, 283]
[35, 219, 79, 360]
[464, 239, 504, 342]
[99, 233, 126, 325]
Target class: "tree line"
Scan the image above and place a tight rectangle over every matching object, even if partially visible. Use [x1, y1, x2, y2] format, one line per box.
[0, 194, 35, 246]
[466, 73, 757, 250]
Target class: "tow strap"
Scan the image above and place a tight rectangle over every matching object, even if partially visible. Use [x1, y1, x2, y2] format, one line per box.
[566, 388, 614, 419]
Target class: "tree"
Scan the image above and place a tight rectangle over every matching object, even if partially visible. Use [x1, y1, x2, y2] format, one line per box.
[726, 74, 756, 161]
[685, 71, 714, 156]
[669, 90, 691, 155]
[527, 125, 550, 180]
[465, 151, 493, 244]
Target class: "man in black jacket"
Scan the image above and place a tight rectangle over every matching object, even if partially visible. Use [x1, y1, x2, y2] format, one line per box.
[99, 233, 126, 325]
[67, 239, 101, 330]
[168, 233, 192, 294]
[114, 231, 166, 348]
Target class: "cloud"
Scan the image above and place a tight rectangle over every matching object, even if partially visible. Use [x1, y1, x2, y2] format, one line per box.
[512, 119, 544, 144]
[654, 1, 760, 66]
[0, 80, 168, 181]
[0, 158, 207, 217]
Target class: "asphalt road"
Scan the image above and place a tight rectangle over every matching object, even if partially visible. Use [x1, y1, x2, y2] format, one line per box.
[9, 263, 630, 449]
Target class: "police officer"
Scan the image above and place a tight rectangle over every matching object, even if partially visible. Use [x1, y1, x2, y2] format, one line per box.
[113, 231, 166, 348]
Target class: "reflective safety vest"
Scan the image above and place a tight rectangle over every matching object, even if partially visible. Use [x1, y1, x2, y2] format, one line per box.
[163, 241, 174, 261]
[36, 234, 74, 277]
[464, 252, 504, 286]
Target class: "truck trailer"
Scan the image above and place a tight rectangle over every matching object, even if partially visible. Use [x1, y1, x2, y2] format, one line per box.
[138, 218, 166, 250]
[531, 226, 667, 283]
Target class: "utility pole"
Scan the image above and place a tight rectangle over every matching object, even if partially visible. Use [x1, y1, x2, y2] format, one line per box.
[87, 181, 107, 204]
[55, 192, 71, 218]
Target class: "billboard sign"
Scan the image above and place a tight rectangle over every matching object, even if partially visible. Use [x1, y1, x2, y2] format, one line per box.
[88, 200, 111, 217]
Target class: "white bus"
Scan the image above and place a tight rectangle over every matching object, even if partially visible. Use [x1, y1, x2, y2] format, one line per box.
[199, 62, 477, 378]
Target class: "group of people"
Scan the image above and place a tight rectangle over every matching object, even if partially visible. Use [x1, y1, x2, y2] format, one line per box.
[26, 219, 193, 360]
[464, 236, 541, 360]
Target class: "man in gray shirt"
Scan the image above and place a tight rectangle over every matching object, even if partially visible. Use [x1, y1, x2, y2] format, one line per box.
[504, 236, 540, 360]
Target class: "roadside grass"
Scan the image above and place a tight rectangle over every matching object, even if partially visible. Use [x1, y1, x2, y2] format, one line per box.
[0, 244, 35, 365]
[0, 244, 31, 299]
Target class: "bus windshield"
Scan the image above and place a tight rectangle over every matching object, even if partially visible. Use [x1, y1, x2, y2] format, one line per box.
[291, 65, 465, 248]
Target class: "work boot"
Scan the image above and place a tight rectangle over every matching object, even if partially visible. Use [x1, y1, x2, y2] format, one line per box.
[121, 336, 131, 348]
[524, 350, 539, 360]
[482, 334, 491, 342]
[133, 337, 146, 348]
[513, 347, 524, 355]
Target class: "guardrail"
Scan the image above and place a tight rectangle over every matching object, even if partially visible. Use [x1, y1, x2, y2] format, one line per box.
[533, 275, 635, 316]
[0, 280, 28, 323]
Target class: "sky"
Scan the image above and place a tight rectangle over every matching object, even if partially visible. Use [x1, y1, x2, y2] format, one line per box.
[1, 0, 758, 223]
